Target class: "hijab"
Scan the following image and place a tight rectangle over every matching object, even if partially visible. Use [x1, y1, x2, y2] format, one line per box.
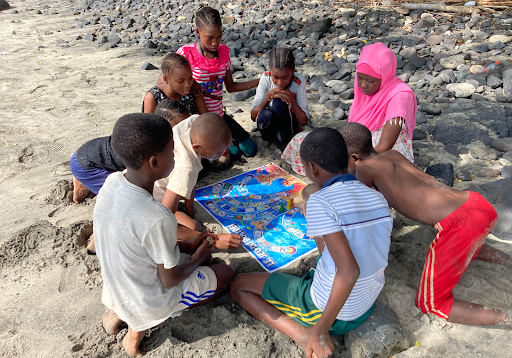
[348, 42, 416, 139]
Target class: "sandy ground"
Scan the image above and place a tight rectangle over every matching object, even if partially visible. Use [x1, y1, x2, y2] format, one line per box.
[1, 1, 512, 357]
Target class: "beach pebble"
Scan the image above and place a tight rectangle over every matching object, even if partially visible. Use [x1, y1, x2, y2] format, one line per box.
[231, 88, 256, 102]
[140, 62, 158, 70]
[446, 83, 475, 98]
[439, 55, 465, 70]
[491, 138, 512, 152]
[501, 166, 512, 178]
[426, 163, 455, 187]
[456, 170, 472, 181]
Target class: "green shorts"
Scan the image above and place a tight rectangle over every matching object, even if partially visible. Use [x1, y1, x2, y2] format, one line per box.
[261, 269, 374, 336]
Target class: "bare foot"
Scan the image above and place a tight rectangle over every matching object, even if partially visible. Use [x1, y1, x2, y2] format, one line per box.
[102, 310, 127, 335]
[87, 234, 96, 255]
[122, 327, 146, 357]
[72, 176, 91, 204]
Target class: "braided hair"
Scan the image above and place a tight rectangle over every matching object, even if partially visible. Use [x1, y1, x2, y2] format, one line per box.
[269, 48, 295, 71]
[195, 6, 222, 30]
[154, 98, 190, 126]
[161, 52, 191, 78]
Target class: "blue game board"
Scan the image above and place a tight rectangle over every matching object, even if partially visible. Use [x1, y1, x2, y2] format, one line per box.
[195, 163, 318, 272]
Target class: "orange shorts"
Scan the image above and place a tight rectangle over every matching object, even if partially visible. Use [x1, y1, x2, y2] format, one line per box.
[416, 191, 497, 320]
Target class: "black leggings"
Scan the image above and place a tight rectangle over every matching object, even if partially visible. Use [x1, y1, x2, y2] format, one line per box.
[256, 98, 301, 144]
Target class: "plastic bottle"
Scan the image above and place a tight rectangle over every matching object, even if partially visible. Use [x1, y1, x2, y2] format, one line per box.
[469, 61, 500, 74]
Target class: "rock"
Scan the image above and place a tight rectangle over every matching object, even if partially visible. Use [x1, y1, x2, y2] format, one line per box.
[427, 35, 443, 45]
[472, 44, 488, 53]
[491, 138, 512, 152]
[421, 103, 441, 115]
[0, 0, 10, 11]
[414, 19, 434, 30]
[503, 151, 512, 162]
[456, 170, 472, 181]
[439, 55, 465, 70]
[345, 302, 409, 358]
[416, 111, 427, 124]
[502, 64, 512, 95]
[298, 18, 332, 38]
[272, 149, 282, 160]
[347, 54, 359, 63]
[409, 54, 426, 69]
[108, 34, 121, 45]
[339, 8, 356, 17]
[322, 62, 340, 75]
[474, 168, 500, 178]
[487, 74, 503, 89]
[489, 35, 512, 44]
[324, 100, 341, 110]
[332, 108, 345, 119]
[399, 47, 417, 59]
[231, 89, 257, 102]
[426, 163, 454, 187]
[446, 83, 475, 97]
[413, 128, 427, 140]
[140, 62, 158, 70]
[340, 88, 354, 100]
[469, 146, 497, 160]
[444, 143, 459, 156]
[501, 166, 512, 178]
[84, 32, 95, 42]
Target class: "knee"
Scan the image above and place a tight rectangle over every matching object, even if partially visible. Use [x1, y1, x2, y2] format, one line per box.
[216, 264, 236, 289]
[239, 137, 257, 157]
[229, 273, 245, 301]
[272, 98, 288, 114]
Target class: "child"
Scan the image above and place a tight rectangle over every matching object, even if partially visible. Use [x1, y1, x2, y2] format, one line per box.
[142, 52, 207, 115]
[231, 128, 393, 358]
[71, 99, 190, 204]
[155, 112, 241, 250]
[339, 122, 512, 326]
[94, 113, 235, 356]
[177, 6, 259, 159]
[251, 48, 309, 144]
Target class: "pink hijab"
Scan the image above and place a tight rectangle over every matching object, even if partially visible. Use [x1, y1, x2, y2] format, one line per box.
[348, 42, 416, 139]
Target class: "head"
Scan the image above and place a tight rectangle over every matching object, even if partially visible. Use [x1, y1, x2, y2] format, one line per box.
[161, 53, 193, 97]
[190, 113, 232, 160]
[154, 98, 191, 127]
[299, 128, 349, 187]
[355, 42, 398, 96]
[195, 7, 222, 54]
[269, 48, 295, 90]
[111, 113, 174, 180]
[337, 122, 374, 174]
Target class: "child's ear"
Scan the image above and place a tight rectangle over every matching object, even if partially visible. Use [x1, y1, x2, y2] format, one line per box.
[162, 75, 169, 84]
[309, 162, 321, 178]
[195, 28, 200, 36]
[191, 143, 201, 153]
[351, 153, 362, 165]
[148, 155, 159, 170]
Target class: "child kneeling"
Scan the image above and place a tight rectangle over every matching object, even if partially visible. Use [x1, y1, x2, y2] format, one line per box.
[94, 113, 235, 356]
[231, 128, 392, 357]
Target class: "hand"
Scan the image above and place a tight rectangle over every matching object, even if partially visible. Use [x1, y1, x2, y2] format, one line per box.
[214, 233, 242, 250]
[274, 91, 292, 105]
[265, 88, 282, 102]
[191, 230, 216, 262]
[191, 80, 203, 96]
[305, 328, 334, 358]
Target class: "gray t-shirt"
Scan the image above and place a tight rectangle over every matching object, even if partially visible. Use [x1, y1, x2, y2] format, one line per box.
[251, 71, 310, 119]
[94, 172, 182, 331]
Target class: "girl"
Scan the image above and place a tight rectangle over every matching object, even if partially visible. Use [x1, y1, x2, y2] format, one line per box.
[177, 6, 259, 159]
[142, 52, 208, 115]
[250, 48, 309, 144]
[282, 41, 416, 176]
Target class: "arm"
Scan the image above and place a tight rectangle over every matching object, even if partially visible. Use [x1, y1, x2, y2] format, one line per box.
[354, 164, 376, 189]
[193, 92, 208, 114]
[286, 90, 308, 126]
[184, 187, 195, 218]
[157, 231, 215, 288]
[224, 69, 260, 93]
[373, 118, 404, 153]
[306, 231, 360, 358]
[161, 189, 181, 213]
[143, 92, 157, 113]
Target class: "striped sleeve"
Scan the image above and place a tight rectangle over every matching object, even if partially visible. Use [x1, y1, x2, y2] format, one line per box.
[306, 195, 342, 237]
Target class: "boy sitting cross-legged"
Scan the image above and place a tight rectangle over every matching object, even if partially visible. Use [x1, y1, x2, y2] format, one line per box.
[339, 122, 512, 326]
[94, 113, 235, 356]
[230, 128, 393, 358]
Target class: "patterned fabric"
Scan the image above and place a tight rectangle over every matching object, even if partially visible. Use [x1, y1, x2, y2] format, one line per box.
[177, 44, 231, 116]
[281, 131, 310, 176]
[144, 86, 198, 114]
[371, 119, 414, 163]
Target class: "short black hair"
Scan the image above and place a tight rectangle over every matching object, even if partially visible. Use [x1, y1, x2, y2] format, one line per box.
[337, 122, 373, 155]
[111, 113, 172, 170]
[154, 98, 190, 124]
[300, 127, 348, 173]
[269, 48, 295, 71]
[196, 6, 222, 30]
[190, 112, 231, 145]
[161, 52, 191, 78]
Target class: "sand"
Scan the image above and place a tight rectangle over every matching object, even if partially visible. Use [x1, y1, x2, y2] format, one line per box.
[1, 1, 512, 357]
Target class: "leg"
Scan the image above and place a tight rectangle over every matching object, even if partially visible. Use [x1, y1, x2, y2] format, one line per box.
[122, 326, 146, 357]
[223, 113, 257, 156]
[87, 233, 96, 255]
[230, 273, 313, 351]
[102, 309, 127, 335]
[448, 300, 512, 325]
[72, 175, 91, 204]
[187, 263, 235, 308]
[69, 152, 110, 203]
[271, 98, 294, 144]
[175, 211, 201, 231]
[475, 243, 512, 270]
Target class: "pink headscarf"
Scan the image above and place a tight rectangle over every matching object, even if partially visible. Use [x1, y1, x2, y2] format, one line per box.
[348, 42, 416, 139]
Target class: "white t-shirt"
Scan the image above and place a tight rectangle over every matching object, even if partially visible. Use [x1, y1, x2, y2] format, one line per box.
[153, 114, 202, 201]
[306, 176, 392, 321]
[94, 172, 182, 331]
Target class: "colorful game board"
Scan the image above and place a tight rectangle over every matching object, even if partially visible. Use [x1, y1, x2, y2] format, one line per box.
[195, 163, 317, 272]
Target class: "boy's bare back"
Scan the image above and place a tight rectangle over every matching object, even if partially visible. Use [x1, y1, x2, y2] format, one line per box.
[356, 151, 469, 226]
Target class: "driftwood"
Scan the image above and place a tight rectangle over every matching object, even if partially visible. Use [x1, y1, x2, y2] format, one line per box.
[400, 2, 476, 13]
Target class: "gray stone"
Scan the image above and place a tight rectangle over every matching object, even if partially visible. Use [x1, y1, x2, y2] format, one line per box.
[439, 55, 465, 70]
[492, 138, 512, 152]
[416, 111, 427, 124]
[347, 54, 359, 63]
[487, 74, 503, 89]
[345, 302, 409, 358]
[409, 54, 426, 69]
[456, 170, 472, 181]
[490, 35, 512, 44]
[332, 107, 345, 119]
[427, 35, 443, 45]
[413, 128, 427, 140]
[444, 143, 459, 156]
[501, 166, 512, 178]
[472, 44, 488, 53]
[322, 62, 340, 75]
[426, 163, 454, 187]
[339, 88, 354, 100]
[446, 83, 475, 97]
[298, 18, 332, 38]
[140, 62, 158, 71]
[324, 100, 341, 110]
[108, 34, 121, 45]
[231, 88, 257, 102]
[502, 64, 512, 95]
[0, 0, 10, 11]
[421, 103, 441, 115]
[399, 47, 417, 59]
[503, 151, 512, 162]
[440, 69, 456, 84]
[84, 32, 95, 42]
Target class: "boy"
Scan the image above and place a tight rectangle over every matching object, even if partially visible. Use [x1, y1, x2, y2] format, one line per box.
[71, 98, 190, 204]
[339, 122, 512, 325]
[94, 113, 235, 356]
[231, 128, 393, 358]
[156, 112, 241, 250]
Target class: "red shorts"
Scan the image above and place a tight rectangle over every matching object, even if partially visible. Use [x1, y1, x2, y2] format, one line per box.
[416, 191, 497, 320]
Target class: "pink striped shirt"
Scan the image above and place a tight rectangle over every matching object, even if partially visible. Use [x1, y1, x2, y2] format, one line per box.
[177, 44, 231, 117]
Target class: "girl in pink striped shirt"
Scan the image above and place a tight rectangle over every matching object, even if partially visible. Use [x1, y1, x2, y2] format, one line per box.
[178, 6, 259, 159]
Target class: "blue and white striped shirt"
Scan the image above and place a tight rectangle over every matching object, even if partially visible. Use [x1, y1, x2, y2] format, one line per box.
[306, 179, 392, 321]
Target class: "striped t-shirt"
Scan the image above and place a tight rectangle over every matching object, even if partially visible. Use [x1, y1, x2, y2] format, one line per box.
[177, 44, 231, 117]
[306, 176, 392, 321]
